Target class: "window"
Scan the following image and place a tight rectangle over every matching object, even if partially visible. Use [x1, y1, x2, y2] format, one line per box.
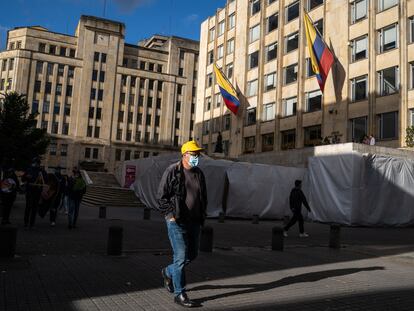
[203, 120, 210, 135]
[227, 63, 234, 79]
[352, 35, 368, 62]
[62, 123, 69, 135]
[306, 90, 322, 112]
[229, 13, 236, 29]
[267, 14, 278, 33]
[215, 93, 221, 108]
[52, 122, 59, 134]
[1, 61, 6, 71]
[175, 118, 180, 129]
[378, 111, 398, 139]
[32, 101, 39, 114]
[96, 107, 102, 119]
[45, 82, 52, 94]
[36, 61, 43, 74]
[87, 126, 93, 137]
[217, 45, 224, 59]
[89, 107, 95, 119]
[149, 63, 154, 71]
[41, 121, 48, 129]
[378, 24, 398, 53]
[205, 97, 211, 111]
[58, 64, 64, 76]
[268, 0, 277, 4]
[91, 88, 97, 100]
[101, 53, 107, 63]
[117, 129, 122, 140]
[98, 89, 103, 101]
[93, 148, 99, 159]
[92, 70, 98, 81]
[69, 49, 76, 58]
[99, 71, 105, 82]
[84, 147, 91, 158]
[244, 136, 255, 153]
[283, 97, 297, 117]
[0, 79, 4, 91]
[378, 0, 398, 12]
[209, 27, 215, 42]
[223, 114, 231, 130]
[207, 74, 213, 87]
[9, 42, 15, 50]
[155, 115, 160, 126]
[351, 0, 367, 24]
[262, 133, 274, 152]
[140, 61, 146, 70]
[247, 79, 258, 97]
[227, 39, 235, 54]
[350, 116, 367, 142]
[64, 105, 71, 116]
[115, 149, 122, 161]
[34, 80, 41, 93]
[218, 21, 225, 36]
[251, 0, 261, 15]
[410, 109, 414, 126]
[286, 1, 300, 23]
[8, 58, 14, 71]
[134, 151, 140, 158]
[284, 63, 298, 84]
[285, 32, 299, 53]
[410, 17, 414, 43]
[378, 66, 399, 96]
[351, 75, 368, 101]
[178, 68, 184, 77]
[39, 43, 46, 52]
[56, 84, 62, 96]
[249, 24, 260, 43]
[245, 107, 256, 126]
[411, 62, 414, 89]
[47, 63, 54, 76]
[281, 129, 296, 150]
[306, 58, 316, 77]
[49, 45, 56, 55]
[60, 47, 66, 56]
[66, 85, 73, 97]
[94, 52, 100, 62]
[49, 143, 57, 155]
[266, 42, 277, 62]
[6, 79, 11, 90]
[249, 51, 259, 69]
[118, 111, 124, 122]
[304, 125, 322, 146]
[262, 103, 275, 121]
[43, 101, 50, 113]
[264, 72, 276, 91]
[68, 66, 74, 78]
[208, 51, 214, 64]
[308, 0, 323, 10]
[314, 19, 324, 35]
[54, 102, 60, 114]
[61, 144, 68, 156]
[16, 41, 21, 50]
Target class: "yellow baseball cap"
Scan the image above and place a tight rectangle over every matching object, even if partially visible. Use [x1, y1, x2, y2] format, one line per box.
[181, 140, 204, 155]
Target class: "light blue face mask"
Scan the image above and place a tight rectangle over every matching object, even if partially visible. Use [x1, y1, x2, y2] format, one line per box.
[188, 155, 199, 168]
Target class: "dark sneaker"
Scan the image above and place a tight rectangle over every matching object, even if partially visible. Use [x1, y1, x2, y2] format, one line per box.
[174, 293, 198, 308]
[161, 268, 174, 293]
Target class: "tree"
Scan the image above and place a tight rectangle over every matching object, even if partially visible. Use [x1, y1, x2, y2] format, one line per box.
[0, 92, 50, 170]
[406, 126, 414, 148]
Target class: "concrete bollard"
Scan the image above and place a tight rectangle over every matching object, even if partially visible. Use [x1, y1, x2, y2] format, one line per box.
[329, 224, 341, 249]
[218, 212, 225, 223]
[199, 226, 213, 252]
[271, 226, 284, 251]
[107, 226, 123, 256]
[0, 226, 17, 258]
[143, 208, 151, 220]
[99, 205, 106, 219]
[252, 214, 259, 224]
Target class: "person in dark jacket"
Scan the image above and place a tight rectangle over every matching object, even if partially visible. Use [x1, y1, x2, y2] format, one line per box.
[1, 168, 19, 225]
[157, 140, 207, 308]
[67, 169, 86, 229]
[283, 180, 311, 237]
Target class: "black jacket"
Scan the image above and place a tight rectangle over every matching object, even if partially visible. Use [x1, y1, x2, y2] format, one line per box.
[289, 187, 311, 213]
[157, 161, 207, 224]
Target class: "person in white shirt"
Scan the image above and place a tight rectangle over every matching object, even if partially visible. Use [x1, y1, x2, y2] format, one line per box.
[369, 134, 376, 145]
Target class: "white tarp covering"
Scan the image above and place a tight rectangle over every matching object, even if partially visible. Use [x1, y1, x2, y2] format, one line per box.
[308, 153, 414, 226]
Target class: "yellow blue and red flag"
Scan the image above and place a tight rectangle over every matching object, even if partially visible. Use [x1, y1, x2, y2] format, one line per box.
[303, 11, 334, 93]
[214, 64, 240, 115]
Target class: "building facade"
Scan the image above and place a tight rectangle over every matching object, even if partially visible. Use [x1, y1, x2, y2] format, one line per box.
[0, 16, 199, 172]
[196, 0, 414, 157]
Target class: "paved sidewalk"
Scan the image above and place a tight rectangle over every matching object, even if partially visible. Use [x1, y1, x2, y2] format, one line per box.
[1, 196, 414, 310]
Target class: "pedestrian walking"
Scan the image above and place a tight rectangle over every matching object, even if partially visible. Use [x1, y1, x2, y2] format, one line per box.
[49, 167, 65, 226]
[283, 180, 312, 238]
[0, 167, 19, 225]
[67, 170, 86, 229]
[22, 157, 47, 228]
[157, 140, 207, 308]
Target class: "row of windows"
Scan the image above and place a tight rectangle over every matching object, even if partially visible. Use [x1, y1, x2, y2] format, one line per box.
[32, 100, 71, 117]
[116, 129, 160, 144]
[41, 121, 70, 136]
[49, 143, 68, 156]
[0, 58, 14, 71]
[249, 0, 323, 18]
[122, 57, 164, 73]
[0, 78, 12, 91]
[8, 41, 22, 50]
[36, 61, 75, 78]
[117, 111, 161, 127]
[119, 93, 162, 109]
[34, 80, 73, 97]
[351, 0, 399, 24]
[120, 75, 164, 91]
[115, 149, 157, 161]
[38, 42, 76, 58]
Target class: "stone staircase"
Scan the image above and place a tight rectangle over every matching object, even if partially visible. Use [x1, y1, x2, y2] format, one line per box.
[81, 171, 146, 208]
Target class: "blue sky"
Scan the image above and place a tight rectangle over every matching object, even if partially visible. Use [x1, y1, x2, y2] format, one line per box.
[0, 0, 225, 49]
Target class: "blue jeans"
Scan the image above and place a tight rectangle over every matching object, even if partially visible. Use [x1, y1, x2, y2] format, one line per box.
[68, 198, 81, 227]
[165, 219, 201, 296]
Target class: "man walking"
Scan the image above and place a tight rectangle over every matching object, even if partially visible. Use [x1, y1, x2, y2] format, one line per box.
[157, 140, 207, 308]
[283, 180, 311, 237]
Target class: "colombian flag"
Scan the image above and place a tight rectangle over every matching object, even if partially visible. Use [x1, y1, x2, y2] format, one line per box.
[214, 64, 240, 115]
[304, 11, 334, 93]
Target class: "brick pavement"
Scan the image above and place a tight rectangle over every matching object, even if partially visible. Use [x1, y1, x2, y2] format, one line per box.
[0, 195, 414, 310]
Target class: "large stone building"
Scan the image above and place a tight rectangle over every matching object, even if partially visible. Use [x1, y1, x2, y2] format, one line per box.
[196, 0, 414, 157]
[0, 15, 199, 172]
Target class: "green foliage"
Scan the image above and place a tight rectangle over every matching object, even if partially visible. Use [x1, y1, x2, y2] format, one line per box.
[406, 126, 414, 148]
[0, 92, 50, 169]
